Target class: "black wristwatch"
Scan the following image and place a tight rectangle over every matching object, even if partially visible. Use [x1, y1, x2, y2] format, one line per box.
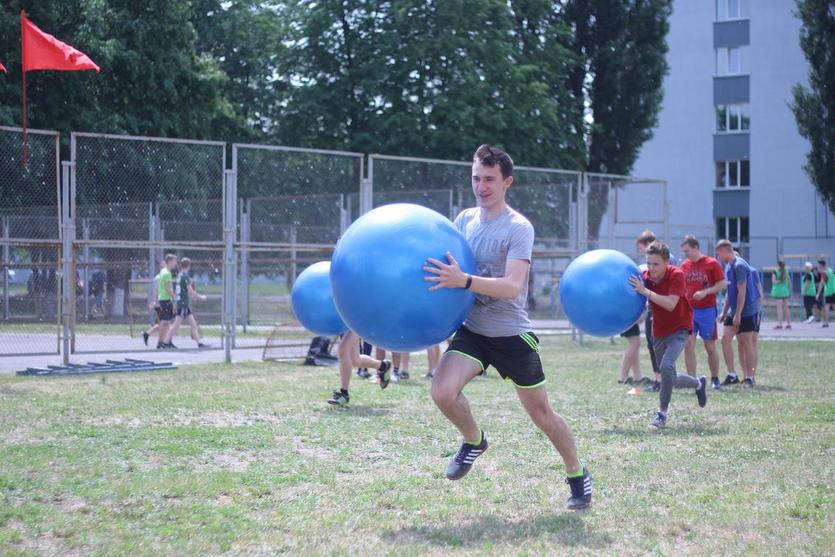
[464, 275, 473, 290]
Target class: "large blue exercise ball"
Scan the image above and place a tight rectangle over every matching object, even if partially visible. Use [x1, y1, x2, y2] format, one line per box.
[559, 249, 645, 337]
[330, 203, 476, 351]
[291, 261, 348, 336]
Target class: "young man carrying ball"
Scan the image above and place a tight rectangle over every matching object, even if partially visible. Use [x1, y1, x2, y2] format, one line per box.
[424, 145, 591, 511]
[629, 241, 707, 428]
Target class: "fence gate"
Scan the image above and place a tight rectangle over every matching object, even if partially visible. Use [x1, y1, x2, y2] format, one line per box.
[0, 126, 62, 357]
[69, 132, 227, 355]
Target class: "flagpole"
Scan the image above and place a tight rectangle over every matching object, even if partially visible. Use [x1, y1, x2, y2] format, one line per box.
[20, 10, 28, 166]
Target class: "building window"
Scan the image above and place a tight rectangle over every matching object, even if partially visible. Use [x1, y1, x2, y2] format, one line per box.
[716, 217, 750, 244]
[715, 160, 750, 188]
[716, 47, 747, 76]
[716, 104, 750, 132]
[716, 0, 749, 21]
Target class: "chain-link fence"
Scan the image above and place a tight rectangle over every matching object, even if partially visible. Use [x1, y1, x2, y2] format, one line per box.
[0, 126, 62, 356]
[14, 127, 800, 362]
[69, 133, 226, 353]
[584, 173, 669, 257]
[233, 144, 362, 356]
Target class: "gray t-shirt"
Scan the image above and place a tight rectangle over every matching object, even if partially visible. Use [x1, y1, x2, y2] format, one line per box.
[455, 206, 534, 337]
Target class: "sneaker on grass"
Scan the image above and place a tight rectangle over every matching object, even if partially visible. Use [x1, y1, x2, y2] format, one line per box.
[445, 432, 489, 480]
[565, 467, 592, 510]
[651, 411, 667, 428]
[326, 390, 349, 406]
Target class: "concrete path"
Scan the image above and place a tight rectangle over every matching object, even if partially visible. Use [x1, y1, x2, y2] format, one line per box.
[1, 318, 832, 374]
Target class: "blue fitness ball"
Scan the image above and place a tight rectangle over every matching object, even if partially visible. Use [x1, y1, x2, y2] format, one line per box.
[559, 249, 645, 337]
[291, 261, 348, 336]
[330, 203, 476, 352]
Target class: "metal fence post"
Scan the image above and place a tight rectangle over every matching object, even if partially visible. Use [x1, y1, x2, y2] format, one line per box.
[82, 218, 90, 321]
[2, 217, 8, 320]
[223, 168, 237, 363]
[362, 156, 374, 215]
[607, 180, 616, 249]
[239, 199, 250, 333]
[147, 202, 157, 323]
[61, 161, 75, 365]
[578, 173, 589, 252]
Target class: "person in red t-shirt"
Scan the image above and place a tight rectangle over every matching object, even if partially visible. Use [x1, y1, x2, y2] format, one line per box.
[679, 235, 727, 390]
[629, 241, 708, 428]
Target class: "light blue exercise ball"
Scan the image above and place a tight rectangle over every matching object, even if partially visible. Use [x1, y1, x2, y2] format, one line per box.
[291, 261, 348, 336]
[559, 249, 645, 337]
[330, 203, 476, 351]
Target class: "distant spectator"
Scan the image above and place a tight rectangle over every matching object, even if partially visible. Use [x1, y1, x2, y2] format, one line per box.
[818, 259, 834, 328]
[802, 262, 820, 323]
[770, 261, 791, 329]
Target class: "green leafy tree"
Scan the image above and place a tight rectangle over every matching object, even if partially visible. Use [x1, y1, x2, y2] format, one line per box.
[563, 0, 673, 241]
[791, 0, 835, 215]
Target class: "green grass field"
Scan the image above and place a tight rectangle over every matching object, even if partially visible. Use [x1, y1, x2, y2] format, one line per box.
[0, 337, 832, 556]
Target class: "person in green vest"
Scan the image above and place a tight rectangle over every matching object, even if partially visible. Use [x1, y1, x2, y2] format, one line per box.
[156, 253, 178, 348]
[818, 259, 835, 328]
[770, 260, 791, 329]
[802, 262, 820, 323]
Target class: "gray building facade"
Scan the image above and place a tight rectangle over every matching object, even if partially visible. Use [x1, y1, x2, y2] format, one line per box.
[631, 0, 835, 270]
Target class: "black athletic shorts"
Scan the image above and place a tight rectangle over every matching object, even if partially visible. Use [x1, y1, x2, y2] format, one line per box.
[723, 314, 757, 333]
[620, 323, 640, 338]
[446, 326, 545, 388]
[177, 306, 192, 317]
[159, 300, 175, 322]
[827, 294, 835, 305]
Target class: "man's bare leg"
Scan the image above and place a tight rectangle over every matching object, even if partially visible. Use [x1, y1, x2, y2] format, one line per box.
[515, 386, 581, 475]
[431, 352, 482, 442]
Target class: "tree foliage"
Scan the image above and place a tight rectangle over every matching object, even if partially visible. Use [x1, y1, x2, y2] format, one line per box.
[1, 0, 672, 198]
[791, 0, 835, 215]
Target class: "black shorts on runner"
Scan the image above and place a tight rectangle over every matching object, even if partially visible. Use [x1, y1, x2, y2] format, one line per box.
[620, 323, 640, 338]
[826, 294, 835, 305]
[446, 326, 546, 388]
[723, 314, 757, 333]
[177, 306, 192, 318]
[159, 300, 175, 322]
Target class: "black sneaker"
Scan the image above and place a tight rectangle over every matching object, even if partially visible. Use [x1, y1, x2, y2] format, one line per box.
[743, 377, 755, 388]
[617, 377, 634, 385]
[566, 467, 592, 510]
[327, 390, 349, 406]
[142, 331, 149, 346]
[722, 374, 740, 386]
[637, 377, 653, 385]
[399, 370, 410, 381]
[711, 377, 721, 390]
[378, 360, 392, 389]
[356, 368, 371, 379]
[424, 371, 434, 379]
[644, 381, 661, 393]
[445, 432, 489, 480]
[695, 376, 707, 407]
[651, 411, 667, 428]
[166, 342, 178, 349]
[197, 342, 210, 348]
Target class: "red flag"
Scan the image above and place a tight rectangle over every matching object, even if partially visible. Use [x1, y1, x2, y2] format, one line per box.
[0, 63, 6, 73]
[19, 10, 99, 164]
[21, 13, 100, 72]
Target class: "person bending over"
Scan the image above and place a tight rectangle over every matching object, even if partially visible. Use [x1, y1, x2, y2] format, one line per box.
[630, 241, 707, 428]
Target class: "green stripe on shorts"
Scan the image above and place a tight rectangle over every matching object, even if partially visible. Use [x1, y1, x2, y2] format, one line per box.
[519, 332, 539, 352]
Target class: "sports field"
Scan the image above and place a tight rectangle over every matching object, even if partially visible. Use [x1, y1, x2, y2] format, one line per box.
[1, 336, 832, 556]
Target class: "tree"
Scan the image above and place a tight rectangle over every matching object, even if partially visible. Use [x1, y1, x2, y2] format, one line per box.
[563, 0, 673, 241]
[791, 0, 835, 216]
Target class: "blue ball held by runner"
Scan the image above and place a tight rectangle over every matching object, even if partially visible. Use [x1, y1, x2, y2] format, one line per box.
[559, 249, 646, 337]
[330, 203, 476, 352]
[291, 261, 348, 336]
